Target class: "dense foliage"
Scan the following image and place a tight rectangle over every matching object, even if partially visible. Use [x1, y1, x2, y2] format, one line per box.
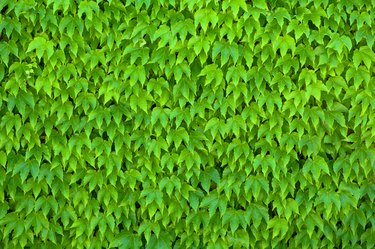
[0, 0, 374, 248]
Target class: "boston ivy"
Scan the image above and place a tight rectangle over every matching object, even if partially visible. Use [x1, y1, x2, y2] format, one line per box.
[0, 0, 374, 248]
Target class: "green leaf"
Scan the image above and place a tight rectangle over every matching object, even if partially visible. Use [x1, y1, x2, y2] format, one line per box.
[27, 37, 50, 59]
[273, 35, 296, 57]
[0, 151, 6, 166]
[194, 8, 218, 32]
[267, 218, 288, 239]
[253, 0, 268, 10]
[229, 0, 247, 15]
[146, 234, 170, 249]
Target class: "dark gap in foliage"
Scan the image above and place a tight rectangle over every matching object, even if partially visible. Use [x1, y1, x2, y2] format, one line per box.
[356, 39, 368, 48]
[11, 107, 21, 116]
[308, 20, 319, 31]
[67, 95, 74, 104]
[253, 40, 260, 48]
[268, 202, 277, 218]
[140, 234, 147, 247]
[294, 181, 300, 191]
[326, 154, 334, 161]
[214, 161, 224, 178]
[306, 64, 315, 71]
[254, 147, 261, 156]
[273, 138, 280, 147]
[38, 58, 45, 71]
[104, 100, 116, 108]
[196, 26, 204, 36]
[297, 152, 306, 161]
[91, 190, 97, 199]
[264, 82, 273, 92]
[92, 226, 99, 236]
[365, 222, 371, 230]
[181, 9, 193, 19]
[39, 131, 46, 144]
[235, 202, 246, 211]
[336, 220, 343, 229]
[117, 221, 124, 231]
[285, 192, 294, 199]
[309, 40, 320, 49]
[134, 201, 141, 210]
[89, 129, 100, 140]
[258, 15, 267, 27]
[3, 190, 10, 203]
[102, 131, 109, 140]
[0, 4, 8, 15]
[75, 178, 82, 186]
[99, 204, 104, 213]
[323, 35, 331, 45]
[171, 236, 179, 247]
[197, 182, 206, 193]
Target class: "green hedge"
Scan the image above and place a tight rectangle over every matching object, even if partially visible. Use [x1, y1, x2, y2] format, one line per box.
[0, 0, 374, 248]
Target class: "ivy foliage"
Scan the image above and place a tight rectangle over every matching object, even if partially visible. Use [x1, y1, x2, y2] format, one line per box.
[0, 0, 375, 248]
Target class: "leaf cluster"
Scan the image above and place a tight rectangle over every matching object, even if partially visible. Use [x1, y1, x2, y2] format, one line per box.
[0, 0, 374, 248]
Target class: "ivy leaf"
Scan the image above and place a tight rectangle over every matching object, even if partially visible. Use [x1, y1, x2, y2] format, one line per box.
[253, 0, 268, 10]
[353, 46, 375, 69]
[194, 8, 218, 32]
[267, 218, 288, 239]
[327, 34, 352, 54]
[200, 168, 220, 193]
[273, 35, 296, 57]
[27, 37, 47, 59]
[146, 233, 170, 249]
[303, 156, 330, 182]
[0, 1, 373, 248]
[0, 151, 6, 166]
[229, 0, 248, 15]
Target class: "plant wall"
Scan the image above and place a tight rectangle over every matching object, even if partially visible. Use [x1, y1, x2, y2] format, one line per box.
[0, 0, 374, 248]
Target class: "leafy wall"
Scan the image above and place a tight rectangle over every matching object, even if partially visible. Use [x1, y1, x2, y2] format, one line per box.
[0, 0, 374, 248]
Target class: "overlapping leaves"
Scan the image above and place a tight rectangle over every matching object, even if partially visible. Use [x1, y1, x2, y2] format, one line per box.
[0, 0, 374, 248]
